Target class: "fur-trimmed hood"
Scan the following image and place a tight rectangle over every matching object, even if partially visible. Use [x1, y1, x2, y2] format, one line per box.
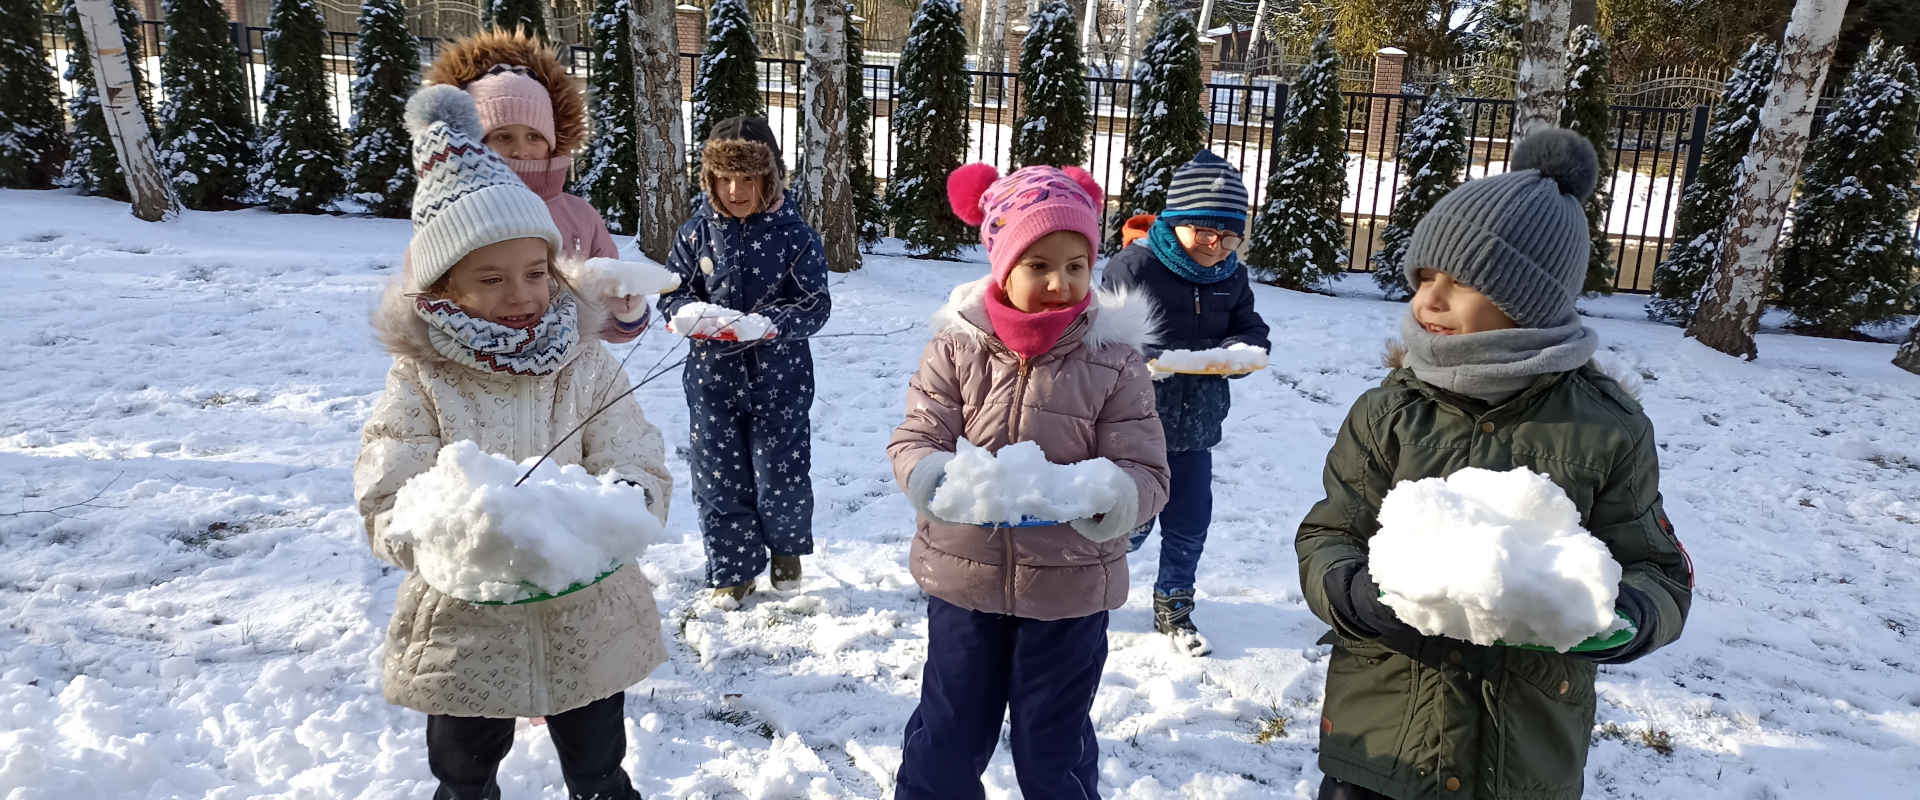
[424, 30, 586, 155]
[931, 277, 1161, 356]
[371, 267, 609, 371]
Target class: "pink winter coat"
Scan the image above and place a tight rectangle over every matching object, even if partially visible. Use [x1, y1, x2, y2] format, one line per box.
[513, 158, 643, 344]
[888, 278, 1171, 621]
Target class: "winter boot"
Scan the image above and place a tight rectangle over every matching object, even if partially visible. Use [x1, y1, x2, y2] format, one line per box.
[770, 555, 803, 591]
[1153, 589, 1213, 657]
[710, 581, 754, 610]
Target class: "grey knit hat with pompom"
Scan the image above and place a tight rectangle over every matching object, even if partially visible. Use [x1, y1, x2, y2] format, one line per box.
[404, 84, 561, 292]
[1403, 127, 1598, 327]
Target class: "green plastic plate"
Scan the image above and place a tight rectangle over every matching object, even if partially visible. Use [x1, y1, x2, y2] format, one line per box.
[467, 562, 624, 606]
[1500, 609, 1637, 653]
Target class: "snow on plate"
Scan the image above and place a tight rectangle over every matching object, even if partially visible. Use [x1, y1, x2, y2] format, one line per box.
[668, 301, 776, 341]
[385, 441, 664, 603]
[928, 439, 1127, 526]
[1370, 467, 1621, 651]
[1151, 343, 1270, 375]
[571, 257, 681, 317]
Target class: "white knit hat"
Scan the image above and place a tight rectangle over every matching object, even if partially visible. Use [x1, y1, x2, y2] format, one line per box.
[404, 84, 560, 292]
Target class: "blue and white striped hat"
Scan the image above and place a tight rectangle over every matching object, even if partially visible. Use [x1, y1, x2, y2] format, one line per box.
[1161, 150, 1250, 235]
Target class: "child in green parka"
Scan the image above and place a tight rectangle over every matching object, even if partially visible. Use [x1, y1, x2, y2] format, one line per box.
[1296, 128, 1693, 800]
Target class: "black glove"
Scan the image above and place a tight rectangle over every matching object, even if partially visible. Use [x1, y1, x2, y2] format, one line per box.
[1577, 583, 1659, 664]
[1326, 562, 1427, 657]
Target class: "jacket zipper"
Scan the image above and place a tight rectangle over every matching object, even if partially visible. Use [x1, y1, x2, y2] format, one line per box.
[527, 603, 549, 712]
[1004, 358, 1033, 613]
[1193, 286, 1201, 315]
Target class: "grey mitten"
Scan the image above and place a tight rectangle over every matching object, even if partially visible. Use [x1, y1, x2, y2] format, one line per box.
[905, 452, 956, 521]
[1068, 469, 1140, 543]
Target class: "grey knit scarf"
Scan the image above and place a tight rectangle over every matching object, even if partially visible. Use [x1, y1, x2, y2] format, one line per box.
[1398, 311, 1598, 404]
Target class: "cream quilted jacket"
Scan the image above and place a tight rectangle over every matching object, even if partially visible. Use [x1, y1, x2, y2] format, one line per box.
[354, 281, 673, 717]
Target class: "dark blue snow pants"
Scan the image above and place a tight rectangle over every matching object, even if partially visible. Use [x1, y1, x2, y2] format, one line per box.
[1126, 448, 1214, 595]
[684, 339, 815, 588]
[894, 597, 1107, 800]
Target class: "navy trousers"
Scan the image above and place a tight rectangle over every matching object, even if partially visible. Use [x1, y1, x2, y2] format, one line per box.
[894, 597, 1108, 800]
[427, 692, 639, 800]
[1126, 448, 1214, 595]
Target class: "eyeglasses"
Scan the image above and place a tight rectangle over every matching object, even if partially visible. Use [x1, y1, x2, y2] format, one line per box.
[1179, 225, 1242, 248]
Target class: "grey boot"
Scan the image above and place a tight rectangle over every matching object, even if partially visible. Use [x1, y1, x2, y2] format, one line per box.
[1153, 589, 1213, 657]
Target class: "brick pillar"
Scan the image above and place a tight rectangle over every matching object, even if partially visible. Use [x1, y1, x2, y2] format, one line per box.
[220, 0, 247, 26]
[1368, 46, 1408, 154]
[1199, 36, 1218, 122]
[676, 4, 704, 100]
[1007, 23, 1027, 76]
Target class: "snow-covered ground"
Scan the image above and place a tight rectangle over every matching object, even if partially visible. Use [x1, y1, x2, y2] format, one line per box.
[1, 190, 1917, 799]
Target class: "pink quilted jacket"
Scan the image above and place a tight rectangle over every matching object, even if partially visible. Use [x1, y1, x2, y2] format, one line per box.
[888, 278, 1170, 621]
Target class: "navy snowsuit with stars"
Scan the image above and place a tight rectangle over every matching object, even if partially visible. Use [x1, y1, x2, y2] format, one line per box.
[659, 191, 832, 588]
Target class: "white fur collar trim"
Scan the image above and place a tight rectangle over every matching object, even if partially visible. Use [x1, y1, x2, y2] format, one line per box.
[930, 277, 1161, 353]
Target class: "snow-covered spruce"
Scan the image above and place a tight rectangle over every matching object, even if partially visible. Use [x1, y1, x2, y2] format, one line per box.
[1371, 467, 1623, 652]
[1371, 86, 1467, 300]
[0, 1, 66, 189]
[1773, 36, 1920, 338]
[1247, 27, 1347, 290]
[689, 0, 763, 192]
[886, 0, 973, 258]
[1107, 4, 1206, 251]
[928, 440, 1129, 526]
[1010, 0, 1089, 169]
[158, 0, 256, 209]
[1647, 40, 1776, 325]
[1560, 25, 1615, 294]
[347, 0, 417, 219]
[253, 0, 348, 214]
[385, 441, 664, 604]
[1150, 343, 1269, 375]
[668, 301, 775, 340]
[573, 0, 639, 234]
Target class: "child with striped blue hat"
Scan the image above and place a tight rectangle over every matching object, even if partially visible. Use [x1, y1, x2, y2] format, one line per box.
[1100, 149, 1271, 656]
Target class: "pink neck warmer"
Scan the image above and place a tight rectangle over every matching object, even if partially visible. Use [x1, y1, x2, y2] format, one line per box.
[983, 287, 1092, 361]
[507, 155, 572, 199]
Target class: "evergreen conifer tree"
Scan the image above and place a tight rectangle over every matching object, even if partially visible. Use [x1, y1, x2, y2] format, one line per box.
[690, 0, 764, 188]
[1107, 3, 1206, 250]
[1011, 0, 1088, 169]
[1247, 27, 1347, 291]
[254, 0, 347, 213]
[158, 0, 256, 209]
[1774, 36, 1920, 336]
[59, 0, 152, 200]
[1559, 24, 1615, 294]
[485, 0, 548, 40]
[847, 12, 884, 245]
[886, 0, 972, 258]
[1646, 39, 1776, 323]
[574, 0, 638, 233]
[1371, 87, 1467, 300]
[347, 0, 417, 218]
[0, 0, 66, 189]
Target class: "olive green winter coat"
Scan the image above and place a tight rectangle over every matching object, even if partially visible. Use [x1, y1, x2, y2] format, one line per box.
[1297, 359, 1693, 800]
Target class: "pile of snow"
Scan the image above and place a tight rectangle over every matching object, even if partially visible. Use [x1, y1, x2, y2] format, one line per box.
[385, 441, 664, 603]
[929, 439, 1128, 525]
[1369, 467, 1623, 651]
[1151, 343, 1270, 375]
[571, 257, 681, 320]
[669, 301, 776, 341]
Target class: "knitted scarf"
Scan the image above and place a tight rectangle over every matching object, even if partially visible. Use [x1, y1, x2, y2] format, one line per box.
[1398, 311, 1598, 404]
[415, 290, 580, 376]
[1148, 217, 1238, 285]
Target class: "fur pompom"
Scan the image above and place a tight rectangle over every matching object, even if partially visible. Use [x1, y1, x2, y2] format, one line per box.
[947, 162, 1000, 226]
[1511, 127, 1599, 201]
[1061, 166, 1103, 206]
[406, 84, 482, 142]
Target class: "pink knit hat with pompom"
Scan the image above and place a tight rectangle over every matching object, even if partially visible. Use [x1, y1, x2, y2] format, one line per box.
[947, 163, 1104, 287]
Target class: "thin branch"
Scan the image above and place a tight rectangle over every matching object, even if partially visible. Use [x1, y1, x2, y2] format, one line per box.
[2, 472, 128, 518]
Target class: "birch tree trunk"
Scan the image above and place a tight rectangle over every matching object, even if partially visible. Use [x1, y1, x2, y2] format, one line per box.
[804, 0, 859, 271]
[629, 0, 689, 262]
[987, 0, 1009, 72]
[75, 0, 180, 222]
[1120, 0, 1142, 81]
[1685, 0, 1847, 360]
[1246, 0, 1269, 69]
[1895, 321, 1920, 374]
[1513, 0, 1572, 137]
[1080, 0, 1097, 56]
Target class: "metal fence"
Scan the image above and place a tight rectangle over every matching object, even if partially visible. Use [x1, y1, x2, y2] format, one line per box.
[40, 14, 1920, 293]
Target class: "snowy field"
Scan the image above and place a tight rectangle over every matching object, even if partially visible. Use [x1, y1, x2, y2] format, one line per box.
[1, 190, 1918, 798]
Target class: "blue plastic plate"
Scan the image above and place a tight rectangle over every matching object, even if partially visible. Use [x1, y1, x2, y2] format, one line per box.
[978, 516, 1062, 529]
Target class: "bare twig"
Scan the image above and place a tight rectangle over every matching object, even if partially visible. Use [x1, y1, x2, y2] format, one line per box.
[3, 472, 127, 518]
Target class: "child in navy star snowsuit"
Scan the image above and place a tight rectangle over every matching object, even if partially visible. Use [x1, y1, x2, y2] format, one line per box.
[658, 116, 832, 607]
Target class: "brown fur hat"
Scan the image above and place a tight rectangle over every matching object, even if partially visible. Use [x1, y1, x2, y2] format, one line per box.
[702, 115, 787, 212]
[425, 29, 586, 155]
